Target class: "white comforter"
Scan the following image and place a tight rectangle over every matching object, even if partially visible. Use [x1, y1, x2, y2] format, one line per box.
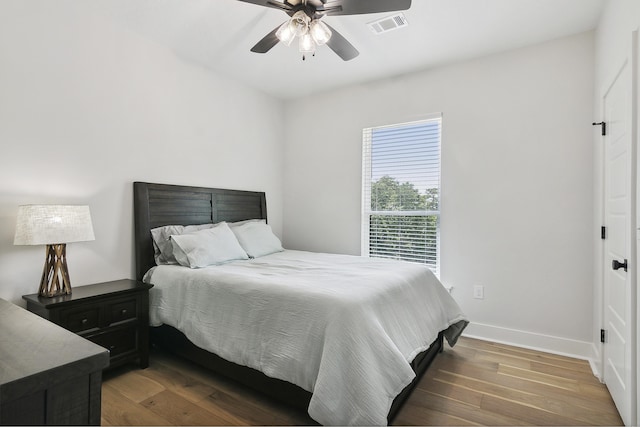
[145, 250, 468, 425]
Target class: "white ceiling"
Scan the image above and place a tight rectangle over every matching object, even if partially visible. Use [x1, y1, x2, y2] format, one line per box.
[88, 0, 604, 100]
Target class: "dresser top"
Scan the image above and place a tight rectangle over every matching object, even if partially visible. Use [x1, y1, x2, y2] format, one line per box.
[22, 279, 153, 308]
[0, 298, 109, 395]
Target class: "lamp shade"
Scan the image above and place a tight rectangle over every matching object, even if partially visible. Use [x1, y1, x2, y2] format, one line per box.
[276, 21, 295, 46]
[299, 32, 316, 54]
[310, 19, 331, 45]
[14, 205, 95, 245]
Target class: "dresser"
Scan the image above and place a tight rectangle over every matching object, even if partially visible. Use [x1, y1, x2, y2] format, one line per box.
[0, 298, 109, 425]
[23, 279, 153, 369]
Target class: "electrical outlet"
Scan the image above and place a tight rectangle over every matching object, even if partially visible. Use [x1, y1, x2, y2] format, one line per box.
[473, 285, 484, 299]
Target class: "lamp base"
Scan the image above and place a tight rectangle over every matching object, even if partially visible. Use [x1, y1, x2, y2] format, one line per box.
[39, 244, 72, 297]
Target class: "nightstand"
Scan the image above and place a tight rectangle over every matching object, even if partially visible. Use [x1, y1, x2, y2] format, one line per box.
[23, 279, 153, 370]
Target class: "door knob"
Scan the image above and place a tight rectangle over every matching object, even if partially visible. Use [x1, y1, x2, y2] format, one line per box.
[612, 259, 628, 272]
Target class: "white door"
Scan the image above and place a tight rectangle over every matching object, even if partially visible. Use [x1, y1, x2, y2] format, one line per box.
[603, 31, 637, 427]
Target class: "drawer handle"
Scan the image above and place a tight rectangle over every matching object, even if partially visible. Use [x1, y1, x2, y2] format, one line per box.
[121, 309, 127, 315]
[81, 318, 88, 324]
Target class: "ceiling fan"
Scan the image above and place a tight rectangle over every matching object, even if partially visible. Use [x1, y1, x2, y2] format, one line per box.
[237, 0, 412, 61]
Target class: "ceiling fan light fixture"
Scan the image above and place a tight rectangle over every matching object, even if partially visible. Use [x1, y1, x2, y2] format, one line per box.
[276, 21, 295, 46]
[289, 10, 310, 37]
[310, 19, 332, 45]
[298, 32, 316, 54]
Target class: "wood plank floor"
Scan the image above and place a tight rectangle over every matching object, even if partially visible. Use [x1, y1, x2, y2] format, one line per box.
[101, 337, 623, 426]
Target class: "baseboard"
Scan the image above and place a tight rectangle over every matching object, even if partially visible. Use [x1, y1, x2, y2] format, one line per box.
[462, 322, 597, 363]
[589, 342, 604, 382]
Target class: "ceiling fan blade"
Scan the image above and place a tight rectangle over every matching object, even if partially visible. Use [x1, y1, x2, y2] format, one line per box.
[250, 26, 281, 53]
[236, 0, 293, 13]
[324, 23, 358, 61]
[324, 0, 411, 16]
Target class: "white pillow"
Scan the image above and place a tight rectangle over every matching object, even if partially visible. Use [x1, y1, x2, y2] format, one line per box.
[230, 221, 283, 258]
[228, 218, 266, 227]
[170, 223, 248, 268]
[151, 223, 216, 265]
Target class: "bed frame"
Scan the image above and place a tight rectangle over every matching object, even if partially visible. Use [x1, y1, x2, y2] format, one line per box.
[133, 181, 443, 424]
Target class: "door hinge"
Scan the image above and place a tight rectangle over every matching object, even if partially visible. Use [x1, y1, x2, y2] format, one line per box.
[601, 329, 606, 343]
[601, 226, 606, 239]
[593, 121, 607, 136]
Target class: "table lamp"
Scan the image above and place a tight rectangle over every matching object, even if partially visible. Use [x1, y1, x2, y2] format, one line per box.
[14, 205, 95, 297]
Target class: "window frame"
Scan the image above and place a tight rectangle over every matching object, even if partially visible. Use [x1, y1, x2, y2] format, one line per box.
[361, 114, 442, 274]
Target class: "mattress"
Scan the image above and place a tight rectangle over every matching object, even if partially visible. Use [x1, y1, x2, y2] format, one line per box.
[144, 250, 468, 425]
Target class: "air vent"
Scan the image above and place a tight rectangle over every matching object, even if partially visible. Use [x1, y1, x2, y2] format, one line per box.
[367, 13, 408, 35]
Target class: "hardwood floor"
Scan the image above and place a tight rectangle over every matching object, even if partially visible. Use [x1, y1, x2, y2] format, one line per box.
[101, 337, 623, 426]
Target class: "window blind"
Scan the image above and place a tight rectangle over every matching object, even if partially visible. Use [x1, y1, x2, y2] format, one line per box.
[362, 116, 441, 273]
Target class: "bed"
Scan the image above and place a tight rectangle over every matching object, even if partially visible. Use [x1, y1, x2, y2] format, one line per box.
[133, 181, 468, 425]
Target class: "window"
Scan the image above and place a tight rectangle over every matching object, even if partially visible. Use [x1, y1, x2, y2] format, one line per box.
[361, 115, 441, 273]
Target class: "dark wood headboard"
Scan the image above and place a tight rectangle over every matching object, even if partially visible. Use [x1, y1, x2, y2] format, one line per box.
[133, 182, 267, 281]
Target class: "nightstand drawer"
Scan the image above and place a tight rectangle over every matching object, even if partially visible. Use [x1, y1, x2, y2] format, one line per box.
[90, 327, 137, 358]
[61, 305, 100, 333]
[108, 298, 137, 325]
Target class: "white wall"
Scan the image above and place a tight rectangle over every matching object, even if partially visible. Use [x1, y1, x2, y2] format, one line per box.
[283, 32, 595, 358]
[0, 0, 285, 304]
